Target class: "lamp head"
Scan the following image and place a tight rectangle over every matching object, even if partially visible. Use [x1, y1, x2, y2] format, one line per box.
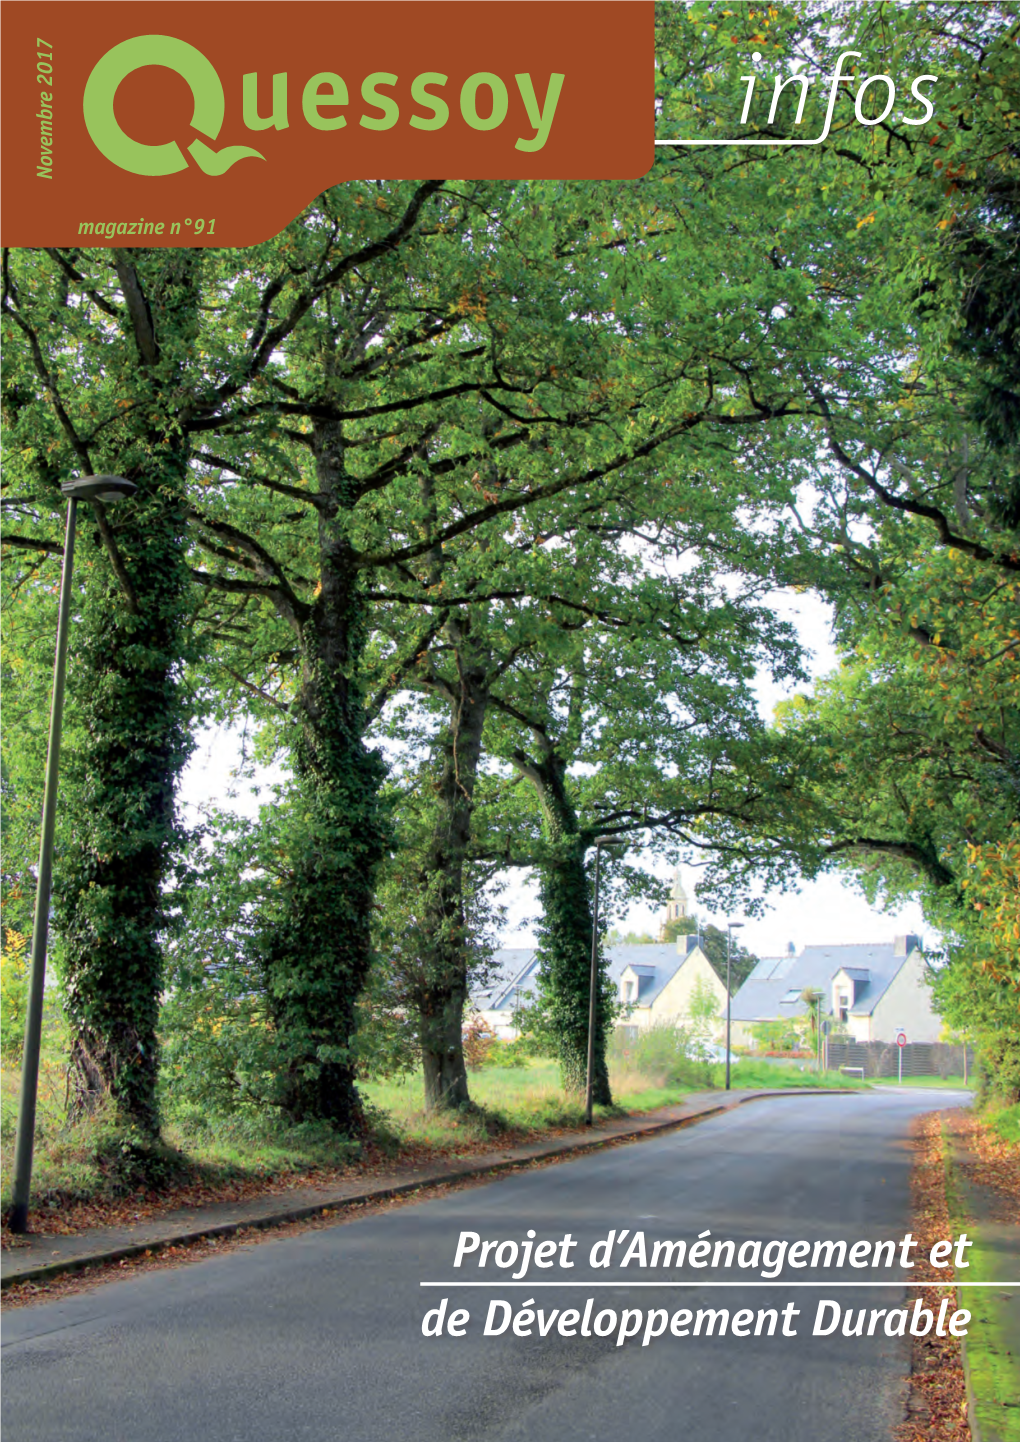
[61, 475, 137, 503]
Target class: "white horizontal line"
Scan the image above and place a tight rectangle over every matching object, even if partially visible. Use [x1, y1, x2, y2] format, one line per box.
[421, 1281, 1016, 1289]
[654, 138, 826, 147]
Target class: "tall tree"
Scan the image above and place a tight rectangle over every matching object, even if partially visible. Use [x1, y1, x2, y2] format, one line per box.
[184, 172, 811, 1123]
[384, 508, 802, 1102]
[652, 2, 1020, 1091]
[3, 248, 201, 1134]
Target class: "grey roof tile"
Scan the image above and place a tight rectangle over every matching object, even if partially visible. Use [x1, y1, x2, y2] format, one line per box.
[476, 943, 725, 1013]
[730, 940, 921, 1022]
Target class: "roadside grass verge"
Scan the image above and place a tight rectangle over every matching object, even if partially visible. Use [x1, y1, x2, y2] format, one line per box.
[361, 1056, 700, 1144]
[360, 1054, 859, 1148]
[869, 1075, 976, 1091]
[1, 1057, 363, 1222]
[941, 1111, 1020, 1442]
[953, 1230, 1020, 1442]
[3, 1053, 697, 1223]
[726, 1059, 862, 1090]
[3, 1042, 855, 1232]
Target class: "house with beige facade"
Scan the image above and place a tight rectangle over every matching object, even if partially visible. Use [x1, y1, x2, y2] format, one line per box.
[471, 935, 728, 1041]
[616, 935, 728, 1033]
[472, 869, 730, 1040]
[730, 934, 939, 1047]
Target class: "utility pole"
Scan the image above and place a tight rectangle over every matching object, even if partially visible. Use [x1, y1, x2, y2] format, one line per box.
[725, 921, 743, 1091]
[585, 838, 624, 1125]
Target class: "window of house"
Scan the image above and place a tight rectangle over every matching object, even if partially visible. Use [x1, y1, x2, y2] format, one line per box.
[838, 993, 849, 1023]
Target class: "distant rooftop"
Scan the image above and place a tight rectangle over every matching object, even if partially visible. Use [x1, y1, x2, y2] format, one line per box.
[731, 937, 923, 1023]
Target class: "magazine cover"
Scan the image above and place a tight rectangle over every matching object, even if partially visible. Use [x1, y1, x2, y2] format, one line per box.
[2, 5, 1018, 1441]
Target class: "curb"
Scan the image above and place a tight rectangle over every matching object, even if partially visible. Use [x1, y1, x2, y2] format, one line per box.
[1, 1087, 849, 1292]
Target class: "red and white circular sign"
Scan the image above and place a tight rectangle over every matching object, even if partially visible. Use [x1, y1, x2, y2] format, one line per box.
[896, 1032, 907, 1048]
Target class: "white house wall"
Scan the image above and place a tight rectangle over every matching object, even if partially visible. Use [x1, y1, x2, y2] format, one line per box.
[655, 952, 728, 1025]
[845, 1012, 873, 1044]
[869, 950, 942, 1044]
[477, 1007, 518, 1040]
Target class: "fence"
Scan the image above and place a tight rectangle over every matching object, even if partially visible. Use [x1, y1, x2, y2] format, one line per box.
[824, 1040, 975, 1080]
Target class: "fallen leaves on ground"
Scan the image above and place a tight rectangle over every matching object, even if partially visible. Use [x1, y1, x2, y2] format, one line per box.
[897, 1110, 970, 1442]
[2, 1095, 698, 1254]
[1, 1184, 457, 1309]
[942, 1108, 1020, 1224]
[0, 1124, 560, 1249]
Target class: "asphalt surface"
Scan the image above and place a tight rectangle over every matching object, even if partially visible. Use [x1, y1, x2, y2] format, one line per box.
[1, 1089, 968, 1442]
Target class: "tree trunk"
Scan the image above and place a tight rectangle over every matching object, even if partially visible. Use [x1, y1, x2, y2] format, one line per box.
[259, 418, 388, 1132]
[421, 1000, 472, 1111]
[61, 494, 191, 1133]
[59, 252, 199, 1138]
[521, 752, 614, 1105]
[416, 623, 490, 1111]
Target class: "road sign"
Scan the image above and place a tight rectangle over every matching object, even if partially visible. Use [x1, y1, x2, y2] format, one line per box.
[896, 1032, 907, 1047]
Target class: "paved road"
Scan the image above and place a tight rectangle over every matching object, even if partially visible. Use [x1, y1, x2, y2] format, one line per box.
[1, 1090, 966, 1442]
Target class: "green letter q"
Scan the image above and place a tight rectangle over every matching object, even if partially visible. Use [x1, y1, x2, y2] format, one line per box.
[83, 35, 264, 175]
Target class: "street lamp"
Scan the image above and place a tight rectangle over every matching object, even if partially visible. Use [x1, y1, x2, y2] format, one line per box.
[9, 475, 137, 1234]
[725, 921, 744, 1092]
[585, 837, 624, 1127]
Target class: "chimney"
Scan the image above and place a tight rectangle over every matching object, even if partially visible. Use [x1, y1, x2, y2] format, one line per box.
[894, 934, 922, 956]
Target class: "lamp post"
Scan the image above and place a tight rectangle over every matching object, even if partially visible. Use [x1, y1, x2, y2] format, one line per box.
[725, 921, 744, 1092]
[9, 475, 136, 1234]
[585, 837, 624, 1127]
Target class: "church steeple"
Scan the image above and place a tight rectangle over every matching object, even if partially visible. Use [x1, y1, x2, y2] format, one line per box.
[666, 867, 688, 924]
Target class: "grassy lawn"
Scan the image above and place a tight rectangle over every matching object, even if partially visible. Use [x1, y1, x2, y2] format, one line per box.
[361, 1055, 701, 1145]
[733, 1059, 861, 1089]
[956, 1231, 1020, 1442]
[1, 1050, 364, 1212]
[3, 1052, 699, 1213]
[362, 1054, 860, 1147]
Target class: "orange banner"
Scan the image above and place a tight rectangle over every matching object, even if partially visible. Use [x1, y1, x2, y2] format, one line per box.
[2, 1, 654, 247]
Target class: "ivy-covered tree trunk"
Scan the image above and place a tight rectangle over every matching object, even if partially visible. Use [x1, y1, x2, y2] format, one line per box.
[525, 754, 613, 1104]
[416, 623, 490, 1111]
[57, 251, 198, 1137]
[260, 418, 388, 1131]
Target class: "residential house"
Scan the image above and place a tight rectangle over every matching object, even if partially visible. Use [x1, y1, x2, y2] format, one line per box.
[471, 949, 542, 1039]
[471, 934, 728, 1041]
[615, 935, 728, 1035]
[472, 868, 729, 1040]
[730, 934, 939, 1047]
